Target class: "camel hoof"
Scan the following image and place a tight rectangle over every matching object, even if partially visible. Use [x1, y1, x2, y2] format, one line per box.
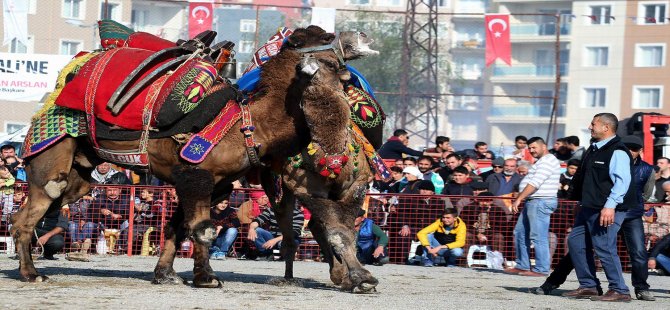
[356, 280, 379, 293]
[152, 267, 183, 285]
[193, 273, 223, 288]
[22, 275, 49, 283]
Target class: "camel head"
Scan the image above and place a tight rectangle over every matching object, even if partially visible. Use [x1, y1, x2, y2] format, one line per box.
[338, 31, 380, 61]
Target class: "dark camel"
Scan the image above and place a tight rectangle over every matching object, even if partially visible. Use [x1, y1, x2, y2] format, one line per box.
[11, 26, 378, 290]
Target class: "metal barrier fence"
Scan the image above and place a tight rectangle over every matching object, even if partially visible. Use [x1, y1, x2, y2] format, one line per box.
[1, 184, 669, 272]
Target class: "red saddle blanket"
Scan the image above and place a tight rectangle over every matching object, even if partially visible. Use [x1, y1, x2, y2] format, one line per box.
[55, 47, 218, 131]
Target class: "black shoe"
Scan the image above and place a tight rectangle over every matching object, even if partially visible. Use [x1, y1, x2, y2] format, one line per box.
[372, 261, 384, 266]
[531, 282, 559, 295]
[39, 255, 58, 261]
[635, 290, 656, 301]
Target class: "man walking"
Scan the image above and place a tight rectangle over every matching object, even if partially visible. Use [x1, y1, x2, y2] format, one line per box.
[505, 137, 560, 276]
[564, 113, 635, 302]
[532, 135, 655, 301]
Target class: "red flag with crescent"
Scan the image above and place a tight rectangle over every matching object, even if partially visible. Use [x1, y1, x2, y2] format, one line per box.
[189, 2, 213, 39]
[485, 14, 511, 67]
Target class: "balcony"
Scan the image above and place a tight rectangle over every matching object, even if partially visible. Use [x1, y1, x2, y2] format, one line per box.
[452, 68, 483, 80]
[491, 64, 568, 83]
[448, 96, 482, 111]
[490, 103, 566, 119]
[451, 39, 485, 50]
[510, 23, 571, 42]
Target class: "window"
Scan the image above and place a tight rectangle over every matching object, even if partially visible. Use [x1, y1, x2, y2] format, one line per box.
[5, 123, 27, 135]
[240, 20, 256, 33]
[585, 46, 608, 67]
[633, 86, 663, 109]
[640, 2, 668, 24]
[377, 0, 402, 6]
[238, 41, 254, 54]
[589, 5, 612, 24]
[346, 0, 370, 5]
[60, 40, 82, 55]
[583, 87, 607, 108]
[635, 44, 665, 67]
[100, 1, 121, 20]
[438, 0, 450, 7]
[62, 0, 84, 19]
[10, 37, 34, 54]
[131, 9, 148, 28]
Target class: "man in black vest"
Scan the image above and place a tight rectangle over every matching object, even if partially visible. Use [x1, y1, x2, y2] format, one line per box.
[531, 135, 656, 301]
[563, 113, 635, 302]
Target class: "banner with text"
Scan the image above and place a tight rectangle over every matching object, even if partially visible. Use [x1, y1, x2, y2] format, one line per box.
[0, 52, 72, 102]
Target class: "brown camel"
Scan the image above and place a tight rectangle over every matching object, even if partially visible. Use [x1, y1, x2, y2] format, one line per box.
[11, 26, 377, 290]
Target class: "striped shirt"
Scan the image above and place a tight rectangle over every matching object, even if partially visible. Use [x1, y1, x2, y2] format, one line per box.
[519, 153, 561, 198]
[253, 205, 305, 237]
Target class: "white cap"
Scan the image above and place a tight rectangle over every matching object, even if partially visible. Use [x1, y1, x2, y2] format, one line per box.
[402, 166, 423, 179]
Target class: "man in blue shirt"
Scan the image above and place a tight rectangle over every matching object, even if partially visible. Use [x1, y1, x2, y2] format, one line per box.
[563, 113, 635, 302]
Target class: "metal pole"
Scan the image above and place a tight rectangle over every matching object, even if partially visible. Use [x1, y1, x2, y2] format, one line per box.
[546, 13, 562, 143]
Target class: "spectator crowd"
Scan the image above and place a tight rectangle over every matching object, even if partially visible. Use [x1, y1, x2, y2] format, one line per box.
[2, 112, 670, 302]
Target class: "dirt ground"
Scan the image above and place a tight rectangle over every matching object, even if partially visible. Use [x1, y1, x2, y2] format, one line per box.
[0, 255, 669, 309]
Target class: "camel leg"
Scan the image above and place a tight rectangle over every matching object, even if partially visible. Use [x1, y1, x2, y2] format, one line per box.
[12, 138, 90, 282]
[275, 189, 299, 281]
[171, 166, 220, 288]
[300, 195, 378, 292]
[152, 206, 186, 285]
[308, 216, 348, 286]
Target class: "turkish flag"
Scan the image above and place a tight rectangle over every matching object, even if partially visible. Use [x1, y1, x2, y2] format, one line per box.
[485, 14, 511, 67]
[189, 2, 213, 39]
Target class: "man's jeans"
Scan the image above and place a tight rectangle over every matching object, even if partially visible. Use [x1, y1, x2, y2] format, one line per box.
[212, 227, 238, 254]
[422, 233, 464, 266]
[657, 254, 670, 273]
[545, 217, 649, 292]
[254, 227, 300, 256]
[620, 216, 650, 291]
[68, 221, 97, 242]
[513, 197, 557, 274]
[568, 207, 629, 294]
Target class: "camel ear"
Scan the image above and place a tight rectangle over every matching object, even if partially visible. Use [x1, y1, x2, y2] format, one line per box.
[320, 33, 336, 44]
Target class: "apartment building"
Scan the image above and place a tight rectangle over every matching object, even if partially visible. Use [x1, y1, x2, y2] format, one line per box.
[565, 1, 627, 144]
[487, 0, 571, 148]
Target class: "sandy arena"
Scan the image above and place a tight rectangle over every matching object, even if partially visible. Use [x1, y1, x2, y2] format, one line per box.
[0, 255, 669, 309]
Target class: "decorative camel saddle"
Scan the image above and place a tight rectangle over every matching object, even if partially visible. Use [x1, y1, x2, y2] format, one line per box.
[24, 20, 389, 178]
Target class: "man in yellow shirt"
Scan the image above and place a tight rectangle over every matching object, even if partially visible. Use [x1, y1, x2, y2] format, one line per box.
[416, 209, 466, 267]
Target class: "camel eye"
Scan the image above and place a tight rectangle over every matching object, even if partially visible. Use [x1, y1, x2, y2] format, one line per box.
[320, 59, 337, 70]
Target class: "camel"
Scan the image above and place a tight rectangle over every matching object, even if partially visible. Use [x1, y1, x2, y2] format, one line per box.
[11, 25, 379, 290]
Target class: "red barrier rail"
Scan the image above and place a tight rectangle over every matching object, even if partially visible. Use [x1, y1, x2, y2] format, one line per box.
[1, 184, 669, 272]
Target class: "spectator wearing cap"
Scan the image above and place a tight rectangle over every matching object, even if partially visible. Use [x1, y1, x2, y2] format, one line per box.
[417, 155, 445, 194]
[355, 209, 389, 266]
[480, 157, 504, 181]
[399, 166, 423, 194]
[378, 129, 441, 160]
[485, 158, 521, 196]
[558, 159, 580, 199]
